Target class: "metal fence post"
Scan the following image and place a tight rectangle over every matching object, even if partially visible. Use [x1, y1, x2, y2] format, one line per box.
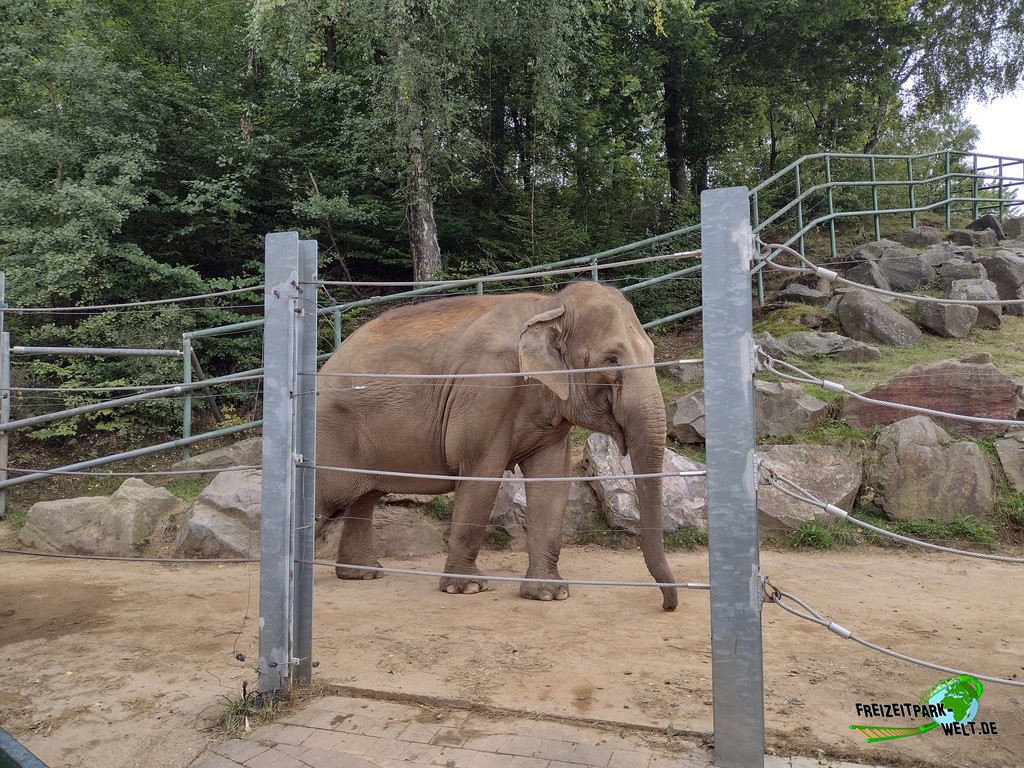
[0, 272, 7, 521]
[258, 232, 302, 698]
[293, 238, 318, 685]
[701, 187, 765, 768]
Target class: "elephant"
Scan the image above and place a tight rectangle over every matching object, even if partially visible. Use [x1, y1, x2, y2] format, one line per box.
[315, 281, 678, 611]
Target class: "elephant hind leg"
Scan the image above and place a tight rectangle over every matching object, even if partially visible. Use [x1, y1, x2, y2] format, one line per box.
[335, 493, 385, 580]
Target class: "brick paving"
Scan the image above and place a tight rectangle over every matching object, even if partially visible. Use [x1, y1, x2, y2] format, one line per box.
[188, 694, 880, 768]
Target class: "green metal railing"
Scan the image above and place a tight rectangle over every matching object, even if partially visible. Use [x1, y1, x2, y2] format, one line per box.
[3, 149, 1021, 491]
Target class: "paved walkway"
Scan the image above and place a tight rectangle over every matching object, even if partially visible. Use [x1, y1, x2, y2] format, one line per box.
[188, 694, 881, 768]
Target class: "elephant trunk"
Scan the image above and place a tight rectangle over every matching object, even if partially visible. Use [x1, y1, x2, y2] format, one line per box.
[623, 393, 678, 612]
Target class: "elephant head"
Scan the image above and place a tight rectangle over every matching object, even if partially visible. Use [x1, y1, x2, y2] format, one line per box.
[518, 282, 678, 611]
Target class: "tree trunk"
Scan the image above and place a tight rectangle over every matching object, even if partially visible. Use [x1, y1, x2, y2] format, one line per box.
[768, 107, 780, 173]
[408, 122, 442, 282]
[662, 44, 687, 205]
[392, 0, 441, 282]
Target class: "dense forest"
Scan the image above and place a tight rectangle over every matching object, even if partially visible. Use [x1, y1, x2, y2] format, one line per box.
[0, 0, 1022, 429]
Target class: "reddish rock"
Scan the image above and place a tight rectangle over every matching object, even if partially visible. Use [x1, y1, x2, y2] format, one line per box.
[841, 355, 1023, 437]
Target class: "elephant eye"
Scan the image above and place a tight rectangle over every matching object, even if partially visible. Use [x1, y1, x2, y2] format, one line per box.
[604, 354, 619, 368]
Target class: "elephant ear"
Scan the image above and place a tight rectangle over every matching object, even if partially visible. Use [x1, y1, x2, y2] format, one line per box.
[518, 306, 569, 401]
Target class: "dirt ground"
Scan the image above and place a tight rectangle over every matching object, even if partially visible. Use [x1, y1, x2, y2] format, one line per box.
[1, 546, 1022, 768]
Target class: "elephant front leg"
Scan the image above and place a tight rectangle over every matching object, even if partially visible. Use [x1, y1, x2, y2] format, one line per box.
[440, 476, 502, 595]
[519, 441, 572, 602]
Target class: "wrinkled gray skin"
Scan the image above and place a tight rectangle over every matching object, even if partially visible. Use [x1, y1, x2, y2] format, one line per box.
[315, 282, 677, 611]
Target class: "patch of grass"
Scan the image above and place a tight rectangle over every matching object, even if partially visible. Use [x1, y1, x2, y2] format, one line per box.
[887, 515, 998, 548]
[484, 527, 513, 550]
[166, 477, 208, 502]
[424, 496, 453, 521]
[570, 426, 592, 445]
[209, 684, 285, 736]
[995, 489, 1024, 527]
[846, 510, 999, 549]
[657, 372, 702, 403]
[663, 525, 707, 550]
[1, 506, 29, 530]
[785, 520, 838, 549]
[753, 304, 833, 338]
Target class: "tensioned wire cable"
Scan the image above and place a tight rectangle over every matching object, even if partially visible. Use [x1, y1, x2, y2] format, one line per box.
[760, 350, 1024, 430]
[297, 559, 709, 590]
[4, 285, 265, 313]
[762, 468, 1024, 564]
[759, 240, 1024, 307]
[316, 249, 703, 288]
[764, 580, 1024, 688]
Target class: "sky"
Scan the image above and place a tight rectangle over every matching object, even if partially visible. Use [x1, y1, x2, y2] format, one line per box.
[964, 92, 1024, 159]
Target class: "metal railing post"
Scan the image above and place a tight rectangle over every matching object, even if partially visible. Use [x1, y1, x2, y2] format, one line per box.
[825, 154, 836, 260]
[870, 156, 881, 240]
[944, 152, 952, 228]
[795, 164, 805, 257]
[701, 187, 765, 768]
[258, 232, 303, 699]
[907, 157, 917, 228]
[182, 336, 192, 460]
[293, 238, 318, 685]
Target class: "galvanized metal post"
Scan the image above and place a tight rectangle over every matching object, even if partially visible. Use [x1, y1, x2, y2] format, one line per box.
[293, 238, 318, 685]
[258, 232, 302, 698]
[182, 336, 193, 460]
[701, 187, 765, 768]
[0, 273, 7, 521]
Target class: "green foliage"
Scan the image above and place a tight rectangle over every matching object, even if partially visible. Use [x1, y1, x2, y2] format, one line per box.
[785, 520, 839, 549]
[663, 525, 707, 550]
[167, 478, 208, 503]
[484, 527, 513, 550]
[424, 497, 454, 522]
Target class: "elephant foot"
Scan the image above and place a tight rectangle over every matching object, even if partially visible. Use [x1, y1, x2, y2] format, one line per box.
[439, 568, 486, 595]
[335, 560, 383, 580]
[520, 580, 570, 602]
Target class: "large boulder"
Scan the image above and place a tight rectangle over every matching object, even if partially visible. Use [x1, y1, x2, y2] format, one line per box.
[862, 416, 994, 522]
[169, 437, 262, 481]
[914, 301, 978, 338]
[314, 504, 447, 565]
[489, 467, 599, 542]
[923, 243, 976, 267]
[890, 226, 944, 248]
[754, 380, 828, 438]
[877, 250, 936, 291]
[976, 251, 1024, 316]
[175, 469, 263, 558]
[967, 213, 1005, 240]
[666, 391, 706, 443]
[842, 355, 1023, 437]
[938, 258, 986, 290]
[836, 289, 922, 347]
[843, 262, 891, 291]
[849, 239, 904, 263]
[948, 278, 1001, 329]
[19, 479, 185, 556]
[757, 445, 862, 530]
[583, 433, 707, 533]
[772, 331, 880, 362]
[776, 282, 831, 306]
[952, 228, 999, 248]
[994, 431, 1024, 493]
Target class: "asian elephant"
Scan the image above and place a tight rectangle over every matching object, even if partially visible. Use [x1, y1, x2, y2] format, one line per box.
[315, 281, 678, 611]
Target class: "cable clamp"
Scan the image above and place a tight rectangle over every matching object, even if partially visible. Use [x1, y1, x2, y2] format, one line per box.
[819, 379, 845, 393]
[827, 622, 852, 639]
[815, 266, 839, 280]
[822, 503, 848, 520]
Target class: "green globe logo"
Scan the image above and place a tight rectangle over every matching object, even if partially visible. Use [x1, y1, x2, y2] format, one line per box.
[925, 675, 982, 727]
[850, 674, 984, 743]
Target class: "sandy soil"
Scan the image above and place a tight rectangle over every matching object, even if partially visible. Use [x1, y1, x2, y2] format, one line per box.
[1, 546, 1022, 768]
